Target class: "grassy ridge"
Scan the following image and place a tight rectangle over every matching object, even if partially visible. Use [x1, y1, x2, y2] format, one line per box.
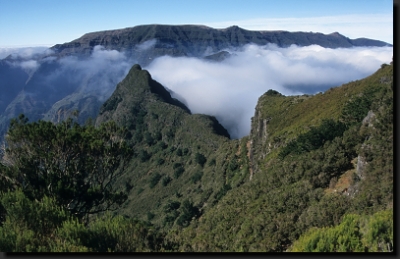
[165, 63, 393, 251]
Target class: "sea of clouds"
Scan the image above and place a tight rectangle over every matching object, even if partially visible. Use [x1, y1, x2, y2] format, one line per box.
[1, 43, 392, 139]
[146, 44, 393, 138]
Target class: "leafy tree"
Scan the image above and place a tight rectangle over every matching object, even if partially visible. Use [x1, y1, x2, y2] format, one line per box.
[265, 89, 283, 96]
[176, 200, 200, 227]
[1, 114, 131, 218]
[163, 200, 181, 213]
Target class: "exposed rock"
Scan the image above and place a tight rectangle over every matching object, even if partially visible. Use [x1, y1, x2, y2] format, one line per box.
[362, 110, 376, 127]
[356, 154, 367, 180]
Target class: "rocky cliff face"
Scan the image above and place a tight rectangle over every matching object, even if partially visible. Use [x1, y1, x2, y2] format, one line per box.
[51, 24, 391, 64]
[248, 106, 269, 179]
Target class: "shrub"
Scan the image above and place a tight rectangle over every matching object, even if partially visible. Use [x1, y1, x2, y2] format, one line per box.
[149, 173, 162, 188]
[176, 148, 183, 156]
[156, 158, 165, 165]
[208, 158, 216, 166]
[173, 167, 185, 179]
[163, 200, 181, 213]
[194, 153, 207, 167]
[190, 171, 203, 184]
[265, 89, 283, 96]
[161, 176, 172, 186]
[139, 150, 151, 162]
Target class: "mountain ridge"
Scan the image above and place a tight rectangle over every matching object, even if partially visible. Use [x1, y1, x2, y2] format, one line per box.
[50, 24, 391, 60]
[0, 57, 393, 252]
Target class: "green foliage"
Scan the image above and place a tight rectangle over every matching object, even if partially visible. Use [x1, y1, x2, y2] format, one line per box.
[176, 200, 200, 227]
[161, 175, 172, 186]
[265, 89, 283, 96]
[2, 115, 130, 218]
[194, 153, 207, 167]
[291, 209, 393, 252]
[156, 158, 165, 165]
[297, 194, 351, 231]
[149, 173, 162, 188]
[138, 150, 151, 162]
[213, 184, 231, 202]
[168, 64, 393, 252]
[190, 171, 203, 184]
[340, 91, 373, 125]
[173, 167, 185, 179]
[0, 189, 71, 252]
[147, 212, 155, 221]
[100, 96, 122, 114]
[208, 158, 216, 166]
[279, 119, 347, 159]
[363, 209, 393, 252]
[0, 188, 166, 252]
[144, 132, 155, 145]
[291, 214, 364, 252]
[163, 200, 181, 213]
[53, 213, 163, 252]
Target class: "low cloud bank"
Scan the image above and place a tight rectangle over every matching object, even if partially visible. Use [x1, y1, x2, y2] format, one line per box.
[147, 44, 393, 139]
[0, 46, 52, 59]
[1, 43, 393, 139]
[39, 45, 132, 101]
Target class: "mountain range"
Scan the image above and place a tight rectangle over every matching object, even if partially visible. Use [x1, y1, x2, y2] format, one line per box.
[50, 24, 391, 61]
[0, 24, 392, 140]
[0, 24, 393, 252]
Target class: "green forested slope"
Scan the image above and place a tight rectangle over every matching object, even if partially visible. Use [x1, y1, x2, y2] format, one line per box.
[0, 62, 393, 252]
[94, 64, 249, 229]
[165, 63, 393, 252]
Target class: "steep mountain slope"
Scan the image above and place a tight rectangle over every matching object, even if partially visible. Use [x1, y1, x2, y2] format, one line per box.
[0, 57, 392, 252]
[165, 63, 393, 252]
[94, 64, 249, 228]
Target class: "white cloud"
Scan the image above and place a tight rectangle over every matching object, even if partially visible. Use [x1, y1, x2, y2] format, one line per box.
[92, 45, 126, 61]
[146, 44, 393, 139]
[206, 13, 393, 44]
[8, 59, 40, 75]
[0, 46, 53, 59]
[49, 45, 132, 100]
[19, 60, 40, 71]
[2, 43, 392, 140]
[136, 39, 157, 51]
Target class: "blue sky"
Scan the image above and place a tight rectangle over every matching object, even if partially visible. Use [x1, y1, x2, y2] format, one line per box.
[0, 0, 393, 47]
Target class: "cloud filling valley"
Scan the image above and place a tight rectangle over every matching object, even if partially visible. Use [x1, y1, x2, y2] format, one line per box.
[146, 44, 392, 139]
[1, 43, 392, 139]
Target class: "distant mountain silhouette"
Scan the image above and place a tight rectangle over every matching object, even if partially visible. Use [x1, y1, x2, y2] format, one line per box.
[0, 24, 392, 140]
[51, 25, 391, 64]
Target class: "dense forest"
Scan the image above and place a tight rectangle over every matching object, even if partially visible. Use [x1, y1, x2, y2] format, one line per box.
[0, 62, 393, 252]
